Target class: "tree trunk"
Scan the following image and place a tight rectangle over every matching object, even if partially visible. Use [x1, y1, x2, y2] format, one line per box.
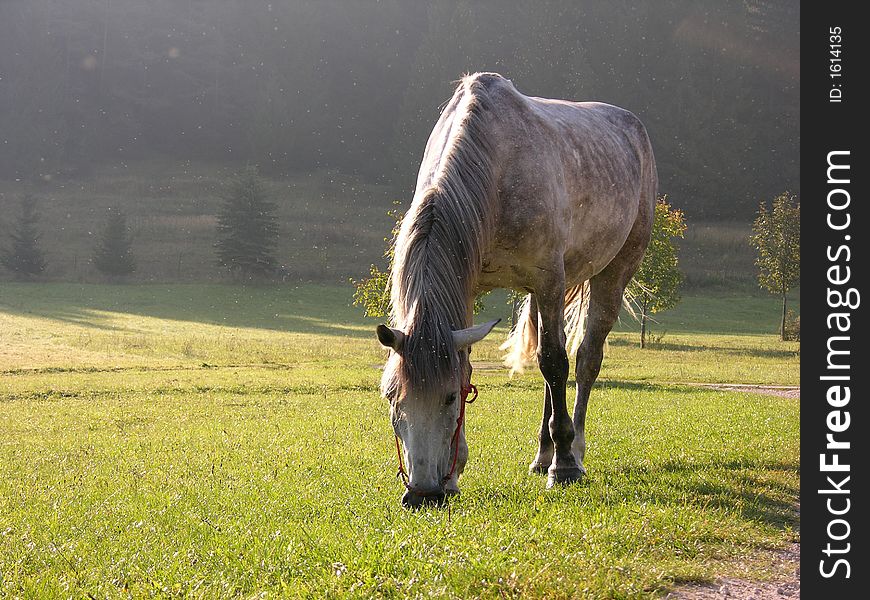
[780, 288, 788, 341]
[640, 310, 647, 349]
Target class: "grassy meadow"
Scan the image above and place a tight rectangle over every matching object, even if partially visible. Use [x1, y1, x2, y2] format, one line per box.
[0, 282, 799, 598]
[0, 158, 798, 599]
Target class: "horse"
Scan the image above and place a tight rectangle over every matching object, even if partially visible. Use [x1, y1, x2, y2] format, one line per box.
[376, 72, 657, 508]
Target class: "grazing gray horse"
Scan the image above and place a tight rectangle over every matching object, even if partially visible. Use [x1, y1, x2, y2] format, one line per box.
[377, 72, 657, 507]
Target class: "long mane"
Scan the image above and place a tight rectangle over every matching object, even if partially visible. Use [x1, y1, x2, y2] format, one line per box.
[381, 74, 498, 398]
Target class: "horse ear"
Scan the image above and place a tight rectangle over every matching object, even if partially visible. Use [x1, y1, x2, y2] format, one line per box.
[452, 319, 501, 350]
[376, 324, 405, 351]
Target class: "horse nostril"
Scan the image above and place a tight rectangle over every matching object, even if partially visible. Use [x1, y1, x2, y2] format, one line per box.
[401, 489, 447, 509]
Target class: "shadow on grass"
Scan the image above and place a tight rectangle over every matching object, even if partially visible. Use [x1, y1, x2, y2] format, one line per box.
[608, 336, 799, 359]
[496, 388, 796, 533]
[623, 459, 800, 531]
[3, 308, 138, 333]
[0, 282, 375, 338]
[473, 457, 799, 535]
[486, 378, 756, 397]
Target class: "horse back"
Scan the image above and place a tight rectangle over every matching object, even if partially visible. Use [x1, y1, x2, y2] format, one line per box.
[478, 77, 656, 290]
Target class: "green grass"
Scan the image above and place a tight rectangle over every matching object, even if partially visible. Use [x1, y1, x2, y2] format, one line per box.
[678, 221, 759, 291]
[0, 283, 799, 598]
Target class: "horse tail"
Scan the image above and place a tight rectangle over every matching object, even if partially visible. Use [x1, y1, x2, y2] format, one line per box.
[500, 293, 538, 376]
[563, 281, 591, 360]
[501, 282, 592, 375]
[566, 282, 639, 360]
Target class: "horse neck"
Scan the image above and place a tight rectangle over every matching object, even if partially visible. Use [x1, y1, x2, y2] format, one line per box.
[392, 75, 499, 354]
[391, 185, 490, 333]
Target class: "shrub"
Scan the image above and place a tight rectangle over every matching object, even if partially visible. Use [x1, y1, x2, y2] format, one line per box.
[783, 309, 800, 342]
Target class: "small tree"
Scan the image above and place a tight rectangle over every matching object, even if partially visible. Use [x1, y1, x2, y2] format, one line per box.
[353, 263, 392, 318]
[92, 208, 135, 278]
[352, 205, 403, 318]
[628, 196, 686, 348]
[215, 167, 280, 280]
[352, 205, 489, 318]
[1, 194, 47, 277]
[750, 192, 800, 341]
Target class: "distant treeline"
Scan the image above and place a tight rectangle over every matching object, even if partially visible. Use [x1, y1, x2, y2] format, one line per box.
[0, 0, 798, 219]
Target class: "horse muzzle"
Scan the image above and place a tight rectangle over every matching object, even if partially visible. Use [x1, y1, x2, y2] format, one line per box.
[401, 485, 459, 509]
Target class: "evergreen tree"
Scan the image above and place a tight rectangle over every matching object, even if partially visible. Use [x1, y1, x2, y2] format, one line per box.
[214, 168, 280, 279]
[750, 192, 800, 340]
[1, 195, 47, 277]
[92, 208, 135, 278]
[628, 197, 686, 348]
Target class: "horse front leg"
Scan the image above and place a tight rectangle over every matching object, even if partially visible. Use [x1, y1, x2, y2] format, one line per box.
[536, 279, 584, 488]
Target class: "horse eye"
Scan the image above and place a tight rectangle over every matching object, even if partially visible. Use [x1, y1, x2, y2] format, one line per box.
[445, 393, 457, 406]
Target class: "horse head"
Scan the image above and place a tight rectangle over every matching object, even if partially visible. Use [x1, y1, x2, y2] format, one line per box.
[377, 319, 499, 508]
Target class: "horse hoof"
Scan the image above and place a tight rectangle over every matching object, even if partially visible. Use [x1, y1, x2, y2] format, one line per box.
[545, 465, 585, 489]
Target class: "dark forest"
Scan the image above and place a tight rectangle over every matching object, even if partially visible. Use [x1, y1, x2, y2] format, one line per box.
[1, 1, 798, 214]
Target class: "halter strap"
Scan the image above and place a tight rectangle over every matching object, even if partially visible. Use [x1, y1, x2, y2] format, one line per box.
[395, 382, 478, 492]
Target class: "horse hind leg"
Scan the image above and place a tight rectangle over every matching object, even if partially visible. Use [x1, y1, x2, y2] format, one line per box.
[529, 386, 554, 474]
[572, 227, 650, 471]
[520, 295, 556, 475]
[571, 277, 623, 471]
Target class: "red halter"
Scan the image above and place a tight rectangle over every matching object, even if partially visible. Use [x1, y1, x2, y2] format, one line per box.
[395, 382, 478, 491]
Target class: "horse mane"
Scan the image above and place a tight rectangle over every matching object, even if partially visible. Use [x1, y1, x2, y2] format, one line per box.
[381, 74, 499, 398]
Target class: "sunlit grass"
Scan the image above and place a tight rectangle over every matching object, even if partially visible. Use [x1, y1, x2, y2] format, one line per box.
[0, 283, 798, 385]
[0, 283, 799, 597]
[0, 376, 798, 598]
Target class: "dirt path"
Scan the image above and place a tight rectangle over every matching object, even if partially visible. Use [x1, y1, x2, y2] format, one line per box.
[470, 362, 801, 402]
[684, 383, 799, 399]
[666, 542, 800, 599]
